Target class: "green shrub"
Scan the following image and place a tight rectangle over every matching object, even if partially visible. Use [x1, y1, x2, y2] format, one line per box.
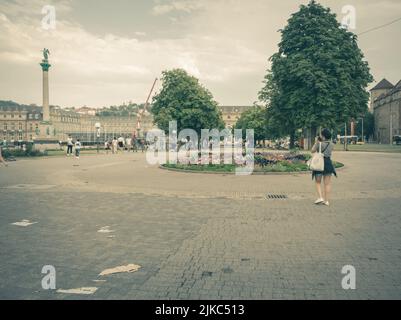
[2, 144, 47, 158]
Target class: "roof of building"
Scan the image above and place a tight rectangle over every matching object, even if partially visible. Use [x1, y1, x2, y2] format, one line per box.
[219, 106, 252, 113]
[394, 80, 401, 89]
[370, 78, 394, 91]
[373, 79, 401, 107]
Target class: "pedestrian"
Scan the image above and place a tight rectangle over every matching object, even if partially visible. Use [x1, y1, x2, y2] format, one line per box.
[132, 135, 138, 152]
[67, 135, 73, 156]
[75, 139, 81, 159]
[0, 145, 8, 167]
[311, 128, 337, 206]
[117, 136, 125, 151]
[104, 140, 110, 154]
[112, 137, 118, 154]
[125, 136, 132, 152]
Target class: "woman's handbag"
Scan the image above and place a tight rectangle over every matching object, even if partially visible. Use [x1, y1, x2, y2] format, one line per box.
[308, 142, 325, 171]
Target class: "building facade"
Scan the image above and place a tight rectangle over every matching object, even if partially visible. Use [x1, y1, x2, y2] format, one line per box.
[371, 79, 401, 144]
[0, 102, 250, 145]
[0, 102, 155, 145]
[218, 106, 251, 129]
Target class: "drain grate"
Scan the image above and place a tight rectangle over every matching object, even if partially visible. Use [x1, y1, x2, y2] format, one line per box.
[265, 194, 287, 200]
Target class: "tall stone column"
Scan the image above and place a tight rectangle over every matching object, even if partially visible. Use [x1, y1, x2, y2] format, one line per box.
[40, 60, 51, 122]
[34, 49, 59, 151]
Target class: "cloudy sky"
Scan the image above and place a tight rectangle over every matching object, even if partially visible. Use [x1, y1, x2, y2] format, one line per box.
[0, 0, 400, 108]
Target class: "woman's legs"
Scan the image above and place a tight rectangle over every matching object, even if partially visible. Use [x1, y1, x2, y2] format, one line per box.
[323, 175, 332, 203]
[315, 175, 324, 200]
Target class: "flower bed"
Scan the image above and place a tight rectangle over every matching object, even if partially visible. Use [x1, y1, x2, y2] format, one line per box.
[162, 151, 344, 173]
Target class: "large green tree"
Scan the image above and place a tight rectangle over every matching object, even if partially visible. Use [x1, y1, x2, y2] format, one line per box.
[151, 69, 224, 134]
[235, 106, 267, 142]
[259, 0, 373, 148]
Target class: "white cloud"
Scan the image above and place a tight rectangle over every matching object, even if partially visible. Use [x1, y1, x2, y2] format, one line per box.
[152, 0, 205, 16]
[0, 0, 267, 107]
[0, 0, 399, 107]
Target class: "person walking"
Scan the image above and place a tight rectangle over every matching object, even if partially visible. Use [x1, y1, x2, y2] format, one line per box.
[125, 136, 132, 153]
[0, 145, 8, 167]
[104, 140, 110, 154]
[67, 135, 74, 156]
[117, 136, 125, 152]
[112, 137, 118, 154]
[75, 139, 81, 159]
[311, 128, 337, 206]
[132, 135, 138, 152]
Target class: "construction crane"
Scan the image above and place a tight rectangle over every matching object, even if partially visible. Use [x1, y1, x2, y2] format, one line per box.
[136, 77, 158, 137]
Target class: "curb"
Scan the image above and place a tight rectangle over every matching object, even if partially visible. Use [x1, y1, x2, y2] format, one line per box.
[159, 163, 345, 175]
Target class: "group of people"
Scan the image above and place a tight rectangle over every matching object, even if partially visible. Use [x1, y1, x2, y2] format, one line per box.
[66, 136, 82, 158]
[64, 135, 148, 158]
[104, 136, 147, 154]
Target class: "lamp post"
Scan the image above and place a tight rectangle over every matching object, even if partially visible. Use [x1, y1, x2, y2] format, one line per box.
[359, 117, 364, 143]
[95, 122, 101, 154]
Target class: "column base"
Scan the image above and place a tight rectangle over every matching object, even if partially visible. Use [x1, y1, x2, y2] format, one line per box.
[33, 139, 61, 152]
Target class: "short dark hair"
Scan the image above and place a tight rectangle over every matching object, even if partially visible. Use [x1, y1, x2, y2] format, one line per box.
[321, 128, 332, 140]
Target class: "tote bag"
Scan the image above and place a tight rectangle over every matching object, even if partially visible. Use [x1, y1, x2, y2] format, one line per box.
[308, 142, 325, 171]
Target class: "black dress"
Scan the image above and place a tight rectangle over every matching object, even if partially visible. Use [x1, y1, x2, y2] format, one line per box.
[311, 142, 337, 180]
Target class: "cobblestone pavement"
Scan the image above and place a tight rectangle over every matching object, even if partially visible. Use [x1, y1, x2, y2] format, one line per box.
[0, 151, 400, 299]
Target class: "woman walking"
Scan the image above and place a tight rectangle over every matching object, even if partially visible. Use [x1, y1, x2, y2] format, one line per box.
[311, 128, 337, 206]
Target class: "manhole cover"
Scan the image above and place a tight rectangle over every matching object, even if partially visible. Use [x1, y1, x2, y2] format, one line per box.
[265, 194, 287, 200]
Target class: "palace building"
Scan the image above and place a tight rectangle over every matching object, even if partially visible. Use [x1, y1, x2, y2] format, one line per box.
[0, 101, 154, 145]
[218, 106, 251, 129]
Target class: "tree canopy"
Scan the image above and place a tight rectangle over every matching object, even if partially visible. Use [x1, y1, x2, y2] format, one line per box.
[235, 106, 269, 141]
[259, 0, 373, 145]
[95, 102, 142, 117]
[151, 69, 224, 134]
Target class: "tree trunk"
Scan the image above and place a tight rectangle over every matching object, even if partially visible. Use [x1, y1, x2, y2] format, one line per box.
[308, 126, 317, 150]
[289, 130, 296, 149]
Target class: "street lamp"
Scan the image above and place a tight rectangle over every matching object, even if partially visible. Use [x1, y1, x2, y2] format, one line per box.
[95, 122, 101, 153]
[356, 117, 365, 143]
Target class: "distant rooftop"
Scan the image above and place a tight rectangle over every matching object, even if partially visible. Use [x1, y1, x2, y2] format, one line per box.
[370, 78, 394, 91]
